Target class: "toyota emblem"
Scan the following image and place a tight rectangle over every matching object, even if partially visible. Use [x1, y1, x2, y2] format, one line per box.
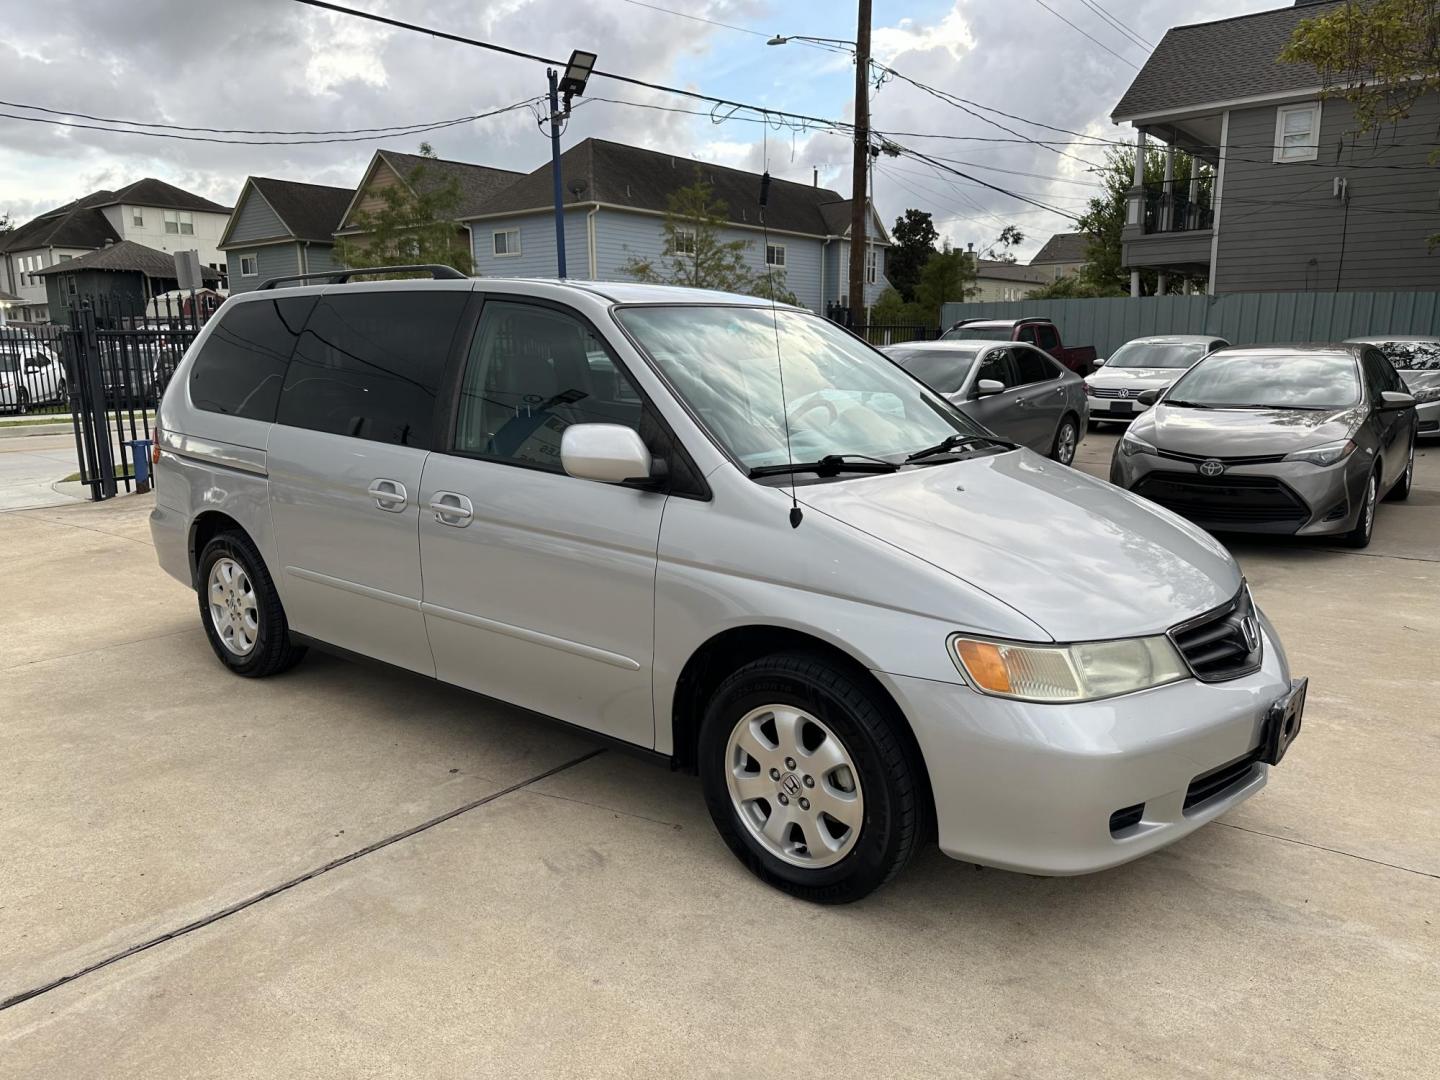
[1199, 459, 1225, 477]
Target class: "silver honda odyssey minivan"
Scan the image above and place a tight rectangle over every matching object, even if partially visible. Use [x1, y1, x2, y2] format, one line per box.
[150, 270, 1305, 903]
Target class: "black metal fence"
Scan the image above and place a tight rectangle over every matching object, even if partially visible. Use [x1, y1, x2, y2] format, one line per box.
[851, 322, 942, 347]
[11, 292, 215, 500]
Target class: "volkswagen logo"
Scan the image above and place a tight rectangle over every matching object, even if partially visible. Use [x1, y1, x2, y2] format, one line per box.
[1199, 459, 1226, 477]
[1240, 615, 1260, 652]
[1117, 388, 1131, 398]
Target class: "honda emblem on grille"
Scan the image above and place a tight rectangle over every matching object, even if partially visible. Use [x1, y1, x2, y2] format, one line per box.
[1240, 616, 1260, 652]
[1199, 458, 1225, 477]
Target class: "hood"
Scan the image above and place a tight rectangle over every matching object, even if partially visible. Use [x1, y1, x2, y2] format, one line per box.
[1143, 403, 1359, 457]
[1090, 367, 1184, 389]
[796, 451, 1240, 642]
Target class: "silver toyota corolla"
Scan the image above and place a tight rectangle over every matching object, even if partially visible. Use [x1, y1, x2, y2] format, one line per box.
[1111, 343, 1417, 548]
[1346, 336, 1440, 439]
[150, 275, 1305, 903]
[1085, 335, 1228, 425]
[881, 339, 1087, 465]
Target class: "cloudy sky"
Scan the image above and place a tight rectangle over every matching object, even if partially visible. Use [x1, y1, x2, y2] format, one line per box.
[1, 0, 1279, 259]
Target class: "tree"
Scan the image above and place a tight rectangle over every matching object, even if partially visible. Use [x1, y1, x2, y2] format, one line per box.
[913, 244, 977, 324]
[622, 172, 798, 303]
[1282, 0, 1440, 245]
[885, 208, 939, 302]
[870, 285, 928, 325]
[334, 143, 473, 275]
[978, 224, 1024, 263]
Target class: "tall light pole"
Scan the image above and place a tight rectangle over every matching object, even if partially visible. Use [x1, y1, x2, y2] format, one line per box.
[769, 7, 871, 326]
[550, 49, 598, 279]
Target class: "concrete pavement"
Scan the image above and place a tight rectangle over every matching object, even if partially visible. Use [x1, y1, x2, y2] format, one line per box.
[1, 431, 1436, 1077]
[0, 432, 84, 511]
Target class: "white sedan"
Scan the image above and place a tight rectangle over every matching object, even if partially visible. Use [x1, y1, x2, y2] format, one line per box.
[0, 342, 67, 413]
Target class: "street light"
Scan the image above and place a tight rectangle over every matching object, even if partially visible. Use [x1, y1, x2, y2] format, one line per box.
[558, 49, 597, 103]
[548, 48, 599, 279]
[766, 34, 856, 48]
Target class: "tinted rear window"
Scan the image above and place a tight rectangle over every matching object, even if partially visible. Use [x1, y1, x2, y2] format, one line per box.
[189, 297, 315, 420]
[892, 348, 977, 394]
[276, 291, 466, 448]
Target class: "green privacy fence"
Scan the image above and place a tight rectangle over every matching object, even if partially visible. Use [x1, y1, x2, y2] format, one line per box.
[938, 291, 1440, 360]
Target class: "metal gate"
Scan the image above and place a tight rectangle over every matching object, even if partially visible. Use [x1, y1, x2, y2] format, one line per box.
[0, 294, 211, 500]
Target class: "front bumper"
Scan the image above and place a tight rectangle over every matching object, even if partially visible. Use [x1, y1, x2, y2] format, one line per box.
[1086, 393, 1150, 421]
[876, 617, 1293, 875]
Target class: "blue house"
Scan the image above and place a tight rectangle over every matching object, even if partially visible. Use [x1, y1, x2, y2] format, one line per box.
[462, 139, 891, 314]
[219, 177, 355, 293]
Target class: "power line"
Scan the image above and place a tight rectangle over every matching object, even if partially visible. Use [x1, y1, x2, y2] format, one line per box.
[612, 0, 843, 53]
[1076, 0, 1154, 52]
[1029, 0, 1139, 68]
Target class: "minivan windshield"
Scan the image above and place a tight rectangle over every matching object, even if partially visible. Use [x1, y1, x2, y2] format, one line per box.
[1166, 351, 1361, 410]
[615, 306, 986, 470]
[1107, 340, 1209, 370]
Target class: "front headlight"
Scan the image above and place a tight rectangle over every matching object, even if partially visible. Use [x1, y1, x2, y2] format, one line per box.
[1284, 439, 1356, 467]
[950, 634, 1189, 703]
[1119, 429, 1158, 457]
[1412, 386, 1440, 404]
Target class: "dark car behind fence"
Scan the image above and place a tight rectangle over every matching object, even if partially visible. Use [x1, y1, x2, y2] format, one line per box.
[8, 292, 213, 500]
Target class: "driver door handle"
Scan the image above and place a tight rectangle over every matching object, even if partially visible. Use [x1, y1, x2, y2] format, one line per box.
[368, 479, 408, 512]
[429, 491, 474, 527]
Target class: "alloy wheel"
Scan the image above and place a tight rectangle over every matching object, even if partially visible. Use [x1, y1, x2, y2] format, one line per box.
[724, 704, 864, 869]
[208, 557, 260, 656]
[1056, 421, 1078, 466]
[1363, 475, 1377, 539]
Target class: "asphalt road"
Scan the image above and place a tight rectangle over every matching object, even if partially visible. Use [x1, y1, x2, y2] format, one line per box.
[1, 429, 1435, 1078]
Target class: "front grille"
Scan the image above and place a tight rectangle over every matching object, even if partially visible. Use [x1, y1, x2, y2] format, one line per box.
[1154, 448, 1289, 466]
[1109, 803, 1145, 835]
[1133, 471, 1310, 530]
[1169, 588, 1264, 682]
[1089, 386, 1154, 399]
[1184, 748, 1262, 811]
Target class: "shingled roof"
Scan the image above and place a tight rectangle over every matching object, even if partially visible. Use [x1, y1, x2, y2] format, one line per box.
[471, 138, 883, 241]
[974, 259, 1051, 285]
[249, 177, 354, 242]
[1112, 1, 1342, 121]
[32, 240, 222, 280]
[1, 178, 230, 254]
[376, 150, 525, 219]
[1029, 232, 1090, 266]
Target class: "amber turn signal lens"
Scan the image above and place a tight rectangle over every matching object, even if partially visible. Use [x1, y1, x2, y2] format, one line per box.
[954, 639, 1011, 694]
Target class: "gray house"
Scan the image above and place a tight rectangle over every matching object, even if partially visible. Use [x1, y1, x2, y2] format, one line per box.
[219, 177, 355, 293]
[462, 138, 891, 314]
[1112, 0, 1440, 295]
[33, 240, 223, 323]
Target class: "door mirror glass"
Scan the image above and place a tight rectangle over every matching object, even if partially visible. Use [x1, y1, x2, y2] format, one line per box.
[975, 378, 1005, 397]
[1137, 389, 1160, 406]
[1380, 389, 1415, 410]
[561, 423, 653, 484]
[1092, 357, 1106, 367]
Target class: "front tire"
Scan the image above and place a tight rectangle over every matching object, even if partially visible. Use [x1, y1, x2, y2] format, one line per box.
[197, 531, 307, 677]
[698, 653, 921, 904]
[15, 387, 30, 415]
[1051, 413, 1080, 466]
[1342, 471, 1379, 549]
[1385, 438, 1414, 502]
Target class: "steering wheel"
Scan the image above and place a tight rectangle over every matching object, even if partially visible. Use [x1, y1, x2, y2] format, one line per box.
[788, 396, 839, 428]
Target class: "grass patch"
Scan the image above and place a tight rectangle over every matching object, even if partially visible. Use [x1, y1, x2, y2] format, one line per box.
[61, 464, 137, 484]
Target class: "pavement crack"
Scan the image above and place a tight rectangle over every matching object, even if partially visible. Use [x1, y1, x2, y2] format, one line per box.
[12, 514, 154, 546]
[1215, 821, 1440, 881]
[526, 787, 683, 830]
[0, 747, 606, 1014]
[1, 628, 194, 673]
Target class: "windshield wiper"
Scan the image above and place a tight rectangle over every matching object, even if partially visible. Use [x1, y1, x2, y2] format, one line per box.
[1228, 403, 1329, 411]
[905, 433, 1018, 463]
[1162, 399, 1214, 409]
[749, 453, 900, 479]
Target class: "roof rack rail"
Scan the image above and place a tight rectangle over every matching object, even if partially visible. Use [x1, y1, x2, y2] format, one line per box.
[256, 265, 468, 290]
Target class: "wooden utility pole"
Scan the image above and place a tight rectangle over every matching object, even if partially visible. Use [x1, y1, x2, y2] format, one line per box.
[847, 0, 871, 326]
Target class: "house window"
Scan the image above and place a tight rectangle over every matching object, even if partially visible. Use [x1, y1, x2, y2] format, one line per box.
[865, 246, 878, 285]
[674, 228, 697, 256]
[493, 228, 521, 257]
[1274, 103, 1320, 162]
[240, 253, 259, 277]
[131, 209, 144, 227]
[164, 210, 195, 235]
[766, 243, 786, 267]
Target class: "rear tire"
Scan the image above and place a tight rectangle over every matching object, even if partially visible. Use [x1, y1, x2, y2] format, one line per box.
[698, 653, 921, 904]
[197, 531, 307, 677]
[1051, 413, 1080, 466]
[1384, 438, 1414, 502]
[1342, 471, 1378, 549]
[15, 387, 29, 415]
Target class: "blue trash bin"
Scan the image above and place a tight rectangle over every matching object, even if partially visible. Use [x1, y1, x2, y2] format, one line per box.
[128, 439, 153, 492]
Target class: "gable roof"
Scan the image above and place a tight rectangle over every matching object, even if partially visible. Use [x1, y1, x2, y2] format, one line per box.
[974, 259, 1050, 285]
[471, 138, 887, 241]
[32, 239, 222, 280]
[1029, 232, 1089, 266]
[1112, 1, 1342, 121]
[1, 179, 230, 255]
[98, 178, 231, 214]
[248, 177, 354, 242]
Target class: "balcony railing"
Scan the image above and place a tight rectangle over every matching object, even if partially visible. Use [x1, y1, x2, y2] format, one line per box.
[1142, 179, 1214, 234]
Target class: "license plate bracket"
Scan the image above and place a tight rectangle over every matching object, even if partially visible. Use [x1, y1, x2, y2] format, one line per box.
[1261, 677, 1307, 765]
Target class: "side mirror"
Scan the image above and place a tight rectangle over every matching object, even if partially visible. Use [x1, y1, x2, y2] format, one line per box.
[1137, 389, 1160, 407]
[561, 423, 654, 485]
[975, 379, 1005, 397]
[1092, 357, 1107, 367]
[1380, 390, 1415, 410]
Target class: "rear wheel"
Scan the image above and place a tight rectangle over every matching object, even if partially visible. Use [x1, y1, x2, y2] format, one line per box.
[1385, 438, 1414, 502]
[698, 653, 921, 904]
[197, 531, 307, 677]
[1342, 471, 1379, 549]
[15, 387, 30, 415]
[1051, 413, 1080, 466]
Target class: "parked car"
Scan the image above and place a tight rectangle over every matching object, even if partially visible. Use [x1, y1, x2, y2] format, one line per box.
[882, 339, 1087, 465]
[939, 316, 1097, 376]
[0, 333, 66, 412]
[1111, 344, 1416, 548]
[1085, 335, 1229, 425]
[1345, 336, 1440, 438]
[151, 272, 1304, 902]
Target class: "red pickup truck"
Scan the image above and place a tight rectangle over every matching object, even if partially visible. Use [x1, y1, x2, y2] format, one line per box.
[940, 317, 1099, 376]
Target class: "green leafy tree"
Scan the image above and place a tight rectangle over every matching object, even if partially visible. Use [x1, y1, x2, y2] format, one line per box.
[334, 143, 474, 276]
[1283, 0, 1440, 245]
[914, 244, 978, 324]
[622, 172, 798, 303]
[885, 208, 940, 302]
[870, 285, 928, 325]
[978, 224, 1024, 263]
